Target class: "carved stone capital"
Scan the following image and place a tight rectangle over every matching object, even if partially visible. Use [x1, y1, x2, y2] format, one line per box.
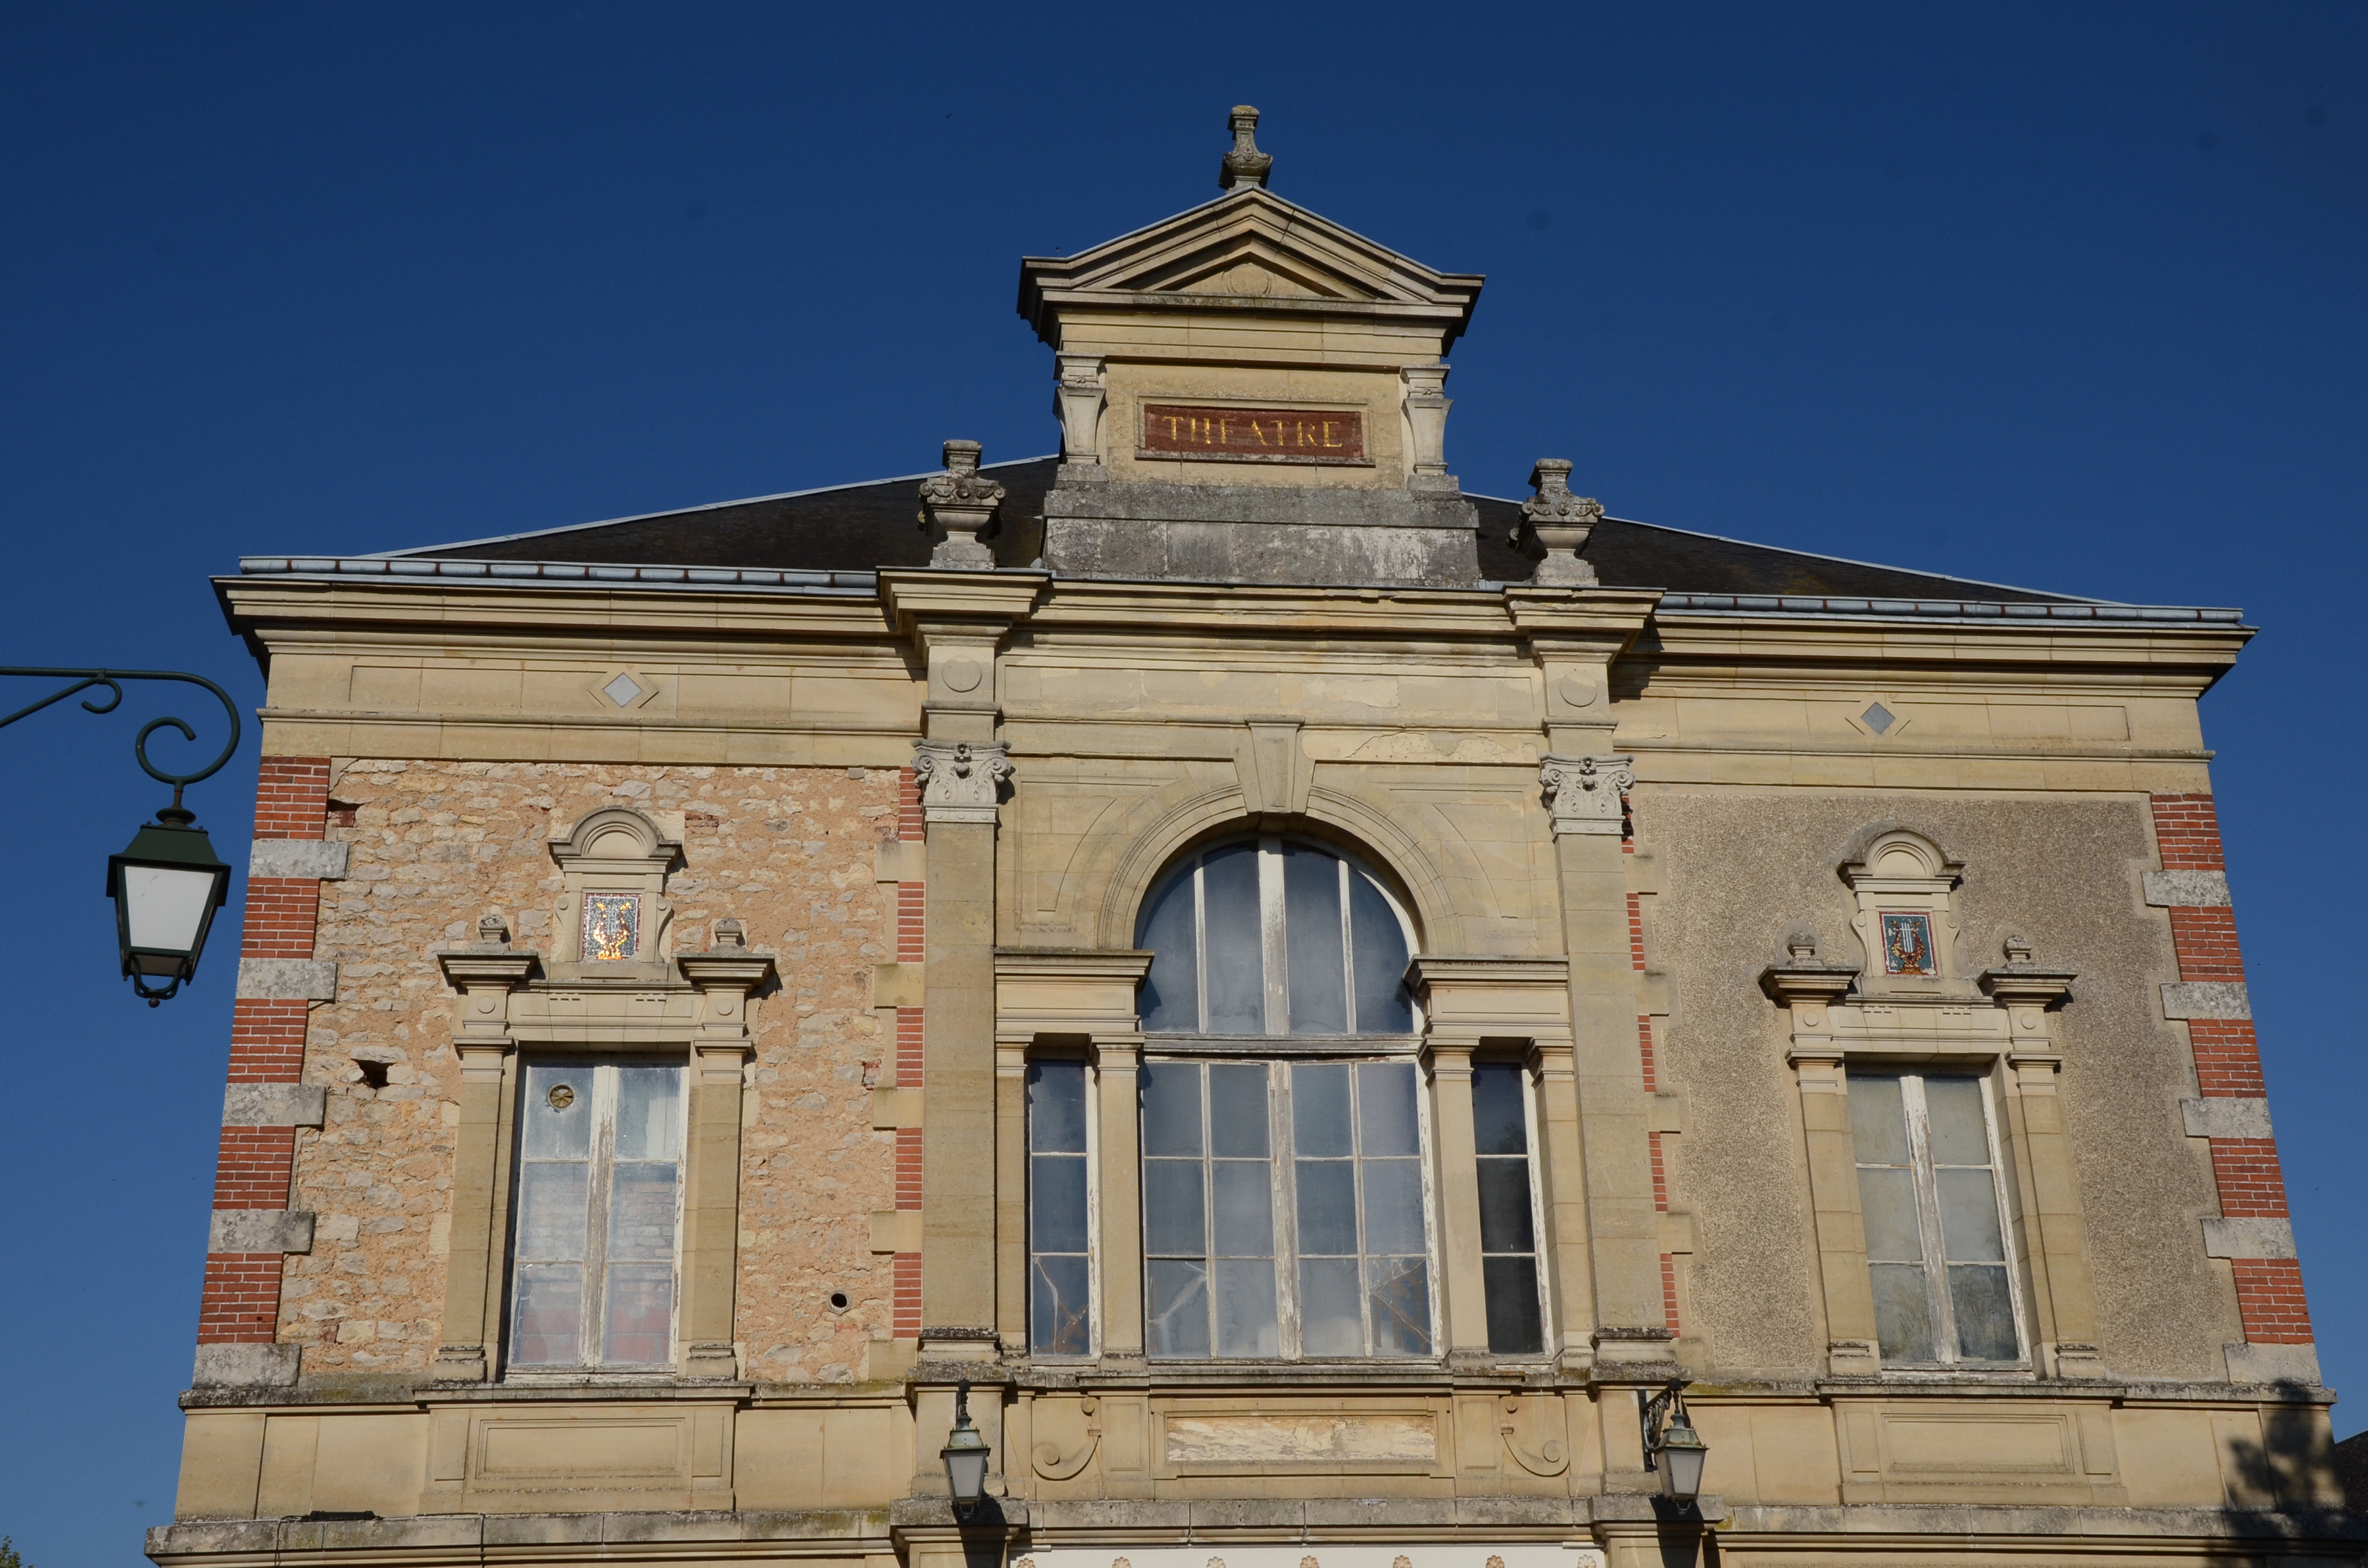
[1517, 459, 1604, 585]
[1539, 752, 1632, 835]
[913, 739, 1013, 824]
[918, 440, 1005, 569]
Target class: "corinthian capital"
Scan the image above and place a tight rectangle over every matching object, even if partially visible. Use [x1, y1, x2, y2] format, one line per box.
[1539, 753, 1632, 836]
[912, 739, 1013, 824]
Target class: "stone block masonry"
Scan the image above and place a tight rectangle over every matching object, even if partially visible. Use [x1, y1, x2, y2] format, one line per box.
[277, 760, 899, 1382]
[2150, 793, 2313, 1355]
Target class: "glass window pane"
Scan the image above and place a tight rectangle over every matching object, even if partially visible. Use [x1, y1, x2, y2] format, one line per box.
[1360, 1158, 1426, 1255]
[1949, 1264, 2019, 1360]
[1140, 1060, 1203, 1157]
[1146, 1260, 1210, 1358]
[1032, 1153, 1090, 1255]
[1211, 1159, 1275, 1256]
[516, 1162, 589, 1261]
[511, 1263, 584, 1365]
[1028, 1060, 1089, 1154]
[1868, 1261, 1936, 1362]
[1136, 869, 1201, 1032]
[1208, 1063, 1270, 1157]
[1283, 845, 1349, 1034]
[1471, 1063, 1528, 1156]
[607, 1163, 678, 1262]
[1477, 1159, 1536, 1254]
[1298, 1256, 1363, 1355]
[603, 1262, 673, 1364]
[1847, 1073, 1910, 1165]
[1856, 1167, 1924, 1264]
[1358, 1061, 1420, 1156]
[613, 1066, 681, 1162]
[1924, 1077, 1993, 1166]
[1292, 1063, 1353, 1157]
[1202, 844, 1266, 1034]
[1213, 1258, 1280, 1356]
[1142, 1159, 1206, 1256]
[522, 1064, 592, 1158]
[1032, 1254, 1092, 1357]
[1294, 1159, 1358, 1255]
[1482, 1255, 1543, 1354]
[1347, 870, 1414, 1034]
[1366, 1255, 1432, 1357]
[1936, 1168, 2007, 1262]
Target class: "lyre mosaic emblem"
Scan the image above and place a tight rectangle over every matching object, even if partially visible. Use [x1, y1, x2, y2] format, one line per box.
[582, 892, 641, 961]
[1880, 911, 1936, 976]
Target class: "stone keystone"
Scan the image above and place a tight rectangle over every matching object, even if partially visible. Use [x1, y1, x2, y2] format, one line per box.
[1219, 104, 1273, 192]
[1518, 459, 1606, 586]
[917, 440, 1004, 569]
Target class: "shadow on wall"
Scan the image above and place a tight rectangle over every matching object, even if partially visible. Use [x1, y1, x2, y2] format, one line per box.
[2223, 1386, 2354, 1523]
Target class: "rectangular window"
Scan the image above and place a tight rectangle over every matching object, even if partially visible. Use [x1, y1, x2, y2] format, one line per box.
[510, 1059, 684, 1370]
[1472, 1061, 1546, 1354]
[1027, 1059, 1092, 1357]
[1850, 1069, 2023, 1366]
[1141, 1056, 1433, 1359]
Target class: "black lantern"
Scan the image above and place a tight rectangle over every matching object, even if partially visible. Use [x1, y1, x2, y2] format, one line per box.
[939, 1380, 992, 1513]
[106, 802, 231, 1006]
[1641, 1378, 1709, 1501]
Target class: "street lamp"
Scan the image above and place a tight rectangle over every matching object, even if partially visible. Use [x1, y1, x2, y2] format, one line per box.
[0, 667, 242, 1006]
[107, 801, 232, 1005]
[939, 1380, 992, 1514]
[1641, 1379, 1709, 1501]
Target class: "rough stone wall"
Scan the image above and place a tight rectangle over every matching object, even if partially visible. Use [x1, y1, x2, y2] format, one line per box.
[1640, 788, 2236, 1382]
[279, 760, 898, 1382]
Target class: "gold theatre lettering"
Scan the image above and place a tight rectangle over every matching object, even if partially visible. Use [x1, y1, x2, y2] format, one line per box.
[1139, 403, 1367, 465]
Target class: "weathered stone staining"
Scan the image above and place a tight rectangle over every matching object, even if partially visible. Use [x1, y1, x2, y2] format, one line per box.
[153, 103, 2346, 1568]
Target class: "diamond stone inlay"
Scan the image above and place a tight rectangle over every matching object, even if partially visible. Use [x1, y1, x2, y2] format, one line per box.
[1862, 701, 1896, 735]
[602, 673, 643, 707]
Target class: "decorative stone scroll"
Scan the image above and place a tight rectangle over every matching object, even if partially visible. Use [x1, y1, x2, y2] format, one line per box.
[913, 739, 1013, 824]
[1516, 459, 1604, 586]
[1538, 753, 1632, 835]
[918, 439, 1005, 569]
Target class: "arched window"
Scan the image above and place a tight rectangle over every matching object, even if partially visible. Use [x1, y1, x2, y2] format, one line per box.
[1135, 836, 1415, 1036]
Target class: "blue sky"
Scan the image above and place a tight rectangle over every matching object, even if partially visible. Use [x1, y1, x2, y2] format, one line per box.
[0, 5, 2362, 1562]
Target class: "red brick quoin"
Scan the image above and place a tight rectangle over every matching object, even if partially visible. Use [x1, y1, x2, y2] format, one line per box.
[2150, 793, 2310, 1346]
[197, 756, 331, 1346]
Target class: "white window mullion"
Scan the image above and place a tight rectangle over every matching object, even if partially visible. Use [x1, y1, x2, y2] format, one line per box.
[1901, 1074, 1957, 1366]
[1271, 1065, 1303, 1359]
[1256, 838, 1290, 1034]
[1191, 862, 1209, 1033]
[582, 1065, 620, 1369]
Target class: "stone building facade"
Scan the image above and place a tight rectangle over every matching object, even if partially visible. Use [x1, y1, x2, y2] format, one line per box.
[151, 110, 2355, 1568]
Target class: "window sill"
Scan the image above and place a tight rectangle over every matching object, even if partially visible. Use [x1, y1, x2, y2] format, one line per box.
[1140, 1033, 1422, 1055]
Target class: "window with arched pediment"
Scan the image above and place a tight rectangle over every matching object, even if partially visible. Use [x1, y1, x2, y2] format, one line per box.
[1133, 835, 1417, 1037]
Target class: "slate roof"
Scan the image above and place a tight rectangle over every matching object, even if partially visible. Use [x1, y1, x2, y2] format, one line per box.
[395, 455, 2090, 605]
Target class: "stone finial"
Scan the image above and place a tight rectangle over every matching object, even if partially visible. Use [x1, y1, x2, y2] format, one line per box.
[1786, 927, 1820, 960]
[2002, 933, 2034, 964]
[1218, 104, 1273, 192]
[712, 918, 746, 951]
[917, 440, 1004, 569]
[1517, 459, 1606, 587]
[477, 913, 511, 948]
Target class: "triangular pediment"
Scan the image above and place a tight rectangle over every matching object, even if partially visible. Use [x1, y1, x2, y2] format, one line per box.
[1019, 187, 1482, 343]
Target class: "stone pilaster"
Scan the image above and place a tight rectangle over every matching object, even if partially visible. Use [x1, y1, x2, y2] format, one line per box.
[429, 934, 541, 1383]
[678, 924, 777, 1381]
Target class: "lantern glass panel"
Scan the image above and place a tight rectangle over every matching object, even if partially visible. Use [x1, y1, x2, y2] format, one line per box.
[122, 864, 220, 957]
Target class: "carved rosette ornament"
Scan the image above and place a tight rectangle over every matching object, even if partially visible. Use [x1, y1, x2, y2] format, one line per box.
[912, 739, 1014, 824]
[1516, 458, 1605, 586]
[1217, 104, 1274, 192]
[1538, 752, 1632, 836]
[917, 439, 1005, 569]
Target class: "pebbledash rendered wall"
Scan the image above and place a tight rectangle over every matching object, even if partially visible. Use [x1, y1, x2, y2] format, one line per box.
[284, 760, 903, 1383]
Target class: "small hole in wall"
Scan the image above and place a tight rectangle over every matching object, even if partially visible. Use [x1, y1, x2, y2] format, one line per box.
[355, 1059, 391, 1090]
[828, 1290, 851, 1313]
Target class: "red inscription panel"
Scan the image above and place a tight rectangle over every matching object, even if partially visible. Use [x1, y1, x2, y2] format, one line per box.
[1140, 404, 1367, 465]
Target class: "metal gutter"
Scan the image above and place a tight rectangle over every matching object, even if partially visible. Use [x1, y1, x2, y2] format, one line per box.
[233, 557, 880, 595]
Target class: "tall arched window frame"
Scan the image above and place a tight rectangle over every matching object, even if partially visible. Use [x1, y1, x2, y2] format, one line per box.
[1135, 835, 1418, 1038]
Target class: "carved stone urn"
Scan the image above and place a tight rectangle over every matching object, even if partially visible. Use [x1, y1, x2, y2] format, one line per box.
[1518, 458, 1605, 586]
[917, 440, 1005, 569]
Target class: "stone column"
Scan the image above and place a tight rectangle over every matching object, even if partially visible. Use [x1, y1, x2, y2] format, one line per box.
[1981, 943, 2103, 1379]
[1424, 1037, 1492, 1357]
[1761, 940, 1878, 1377]
[1528, 1035, 1597, 1359]
[678, 924, 777, 1380]
[430, 931, 539, 1382]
